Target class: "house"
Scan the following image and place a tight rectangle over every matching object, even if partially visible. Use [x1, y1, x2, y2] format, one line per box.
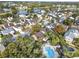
[35, 31, 44, 38]
[33, 8, 41, 14]
[64, 28, 79, 42]
[69, 16, 74, 20]
[9, 23, 14, 26]
[1, 27, 15, 35]
[46, 23, 55, 30]
[17, 4, 27, 10]
[41, 10, 46, 15]
[7, 17, 13, 21]
[75, 16, 79, 21]
[2, 23, 10, 29]
[75, 20, 79, 25]
[59, 16, 66, 23]
[36, 14, 43, 21]
[13, 26, 22, 32]
[75, 16, 79, 25]
[51, 18, 57, 24]
[42, 43, 59, 58]
[3, 23, 14, 29]
[42, 20, 56, 29]
[3, 8, 11, 12]
[32, 31, 48, 41]
[10, 3, 16, 7]
[24, 20, 29, 25]
[17, 10, 29, 17]
[25, 19, 36, 26]
[42, 20, 49, 26]
[3, 2, 15, 8]
[20, 31, 30, 38]
[48, 12, 57, 18]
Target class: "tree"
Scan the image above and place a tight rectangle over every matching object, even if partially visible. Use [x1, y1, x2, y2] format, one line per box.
[0, 3, 4, 9]
[72, 38, 79, 49]
[27, 8, 33, 13]
[0, 18, 6, 24]
[72, 13, 77, 19]
[32, 24, 41, 34]
[0, 36, 32, 58]
[46, 31, 60, 46]
[72, 49, 79, 57]
[63, 47, 73, 58]
[54, 24, 65, 34]
[32, 14, 38, 21]
[0, 13, 12, 18]
[11, 6, 17, 14]
[63, 19, 74, 26]
[31, 40, 43, 57]
[0, 35, 43, 58]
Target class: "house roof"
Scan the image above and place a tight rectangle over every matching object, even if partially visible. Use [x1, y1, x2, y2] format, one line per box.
[75, 20, 79, 25]
[59, 16, 66, 23]
[17, 10, 28, 15]
[46, 23, 55, 29]
[33, 8, 41, 14]
[20, 31, 30, 37]
[64, 28, 79, 42]
[48, 11, 57, 18]
[3, 8, 11, 12]
[4, 23, 10, 28]
[34, 31, 45, 38]
[43, 20, 49, 25]
[1, 27, 15, 35]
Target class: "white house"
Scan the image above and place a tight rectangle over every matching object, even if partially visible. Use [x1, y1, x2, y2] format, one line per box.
[1, 27, 15, 35]
[17, 10, 29, 17]
[3, 8, 11, 12]
[33, 8, 41, 14]
[26, 19, 36, 26]
[48, 12, 57, 18]
[64, 28, 79, 42]
[59, 16, 66, 23]
[13, 26, 22, 32]
[20, 31, 30, 37]
[46, 23, 55, 30]
[43, 20, 49, 26]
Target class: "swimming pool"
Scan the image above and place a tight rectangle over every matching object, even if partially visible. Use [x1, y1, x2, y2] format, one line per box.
[42, 44, 59, 58]
[45, 47, 55, 58]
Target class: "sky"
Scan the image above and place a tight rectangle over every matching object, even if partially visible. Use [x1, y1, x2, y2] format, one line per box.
[0, 0, 79, 2]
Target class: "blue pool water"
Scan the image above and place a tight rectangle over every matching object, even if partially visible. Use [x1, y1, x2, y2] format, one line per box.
[45, 47, 56, 58]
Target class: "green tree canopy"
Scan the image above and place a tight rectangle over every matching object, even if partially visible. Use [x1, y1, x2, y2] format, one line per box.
[0, 36, 43, 58]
